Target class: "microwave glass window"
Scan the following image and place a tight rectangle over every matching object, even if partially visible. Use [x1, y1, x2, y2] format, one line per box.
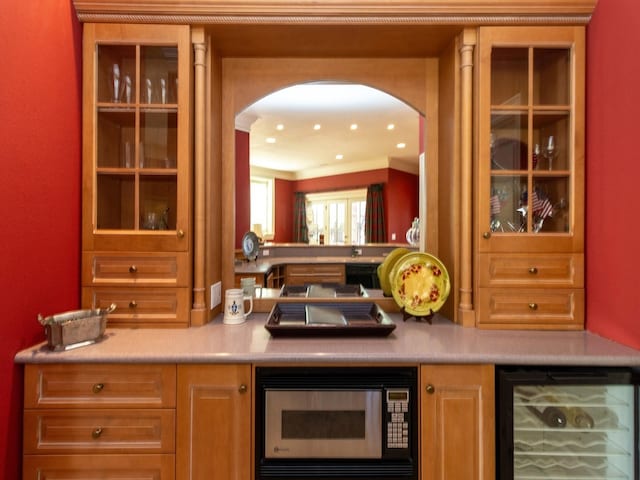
[282, 410, 366, 439]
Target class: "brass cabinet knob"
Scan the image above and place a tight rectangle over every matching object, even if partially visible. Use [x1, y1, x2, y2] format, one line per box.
[528, 267, 538, 274]
[177, 229, 185, 238]
[92, 383, 104, 394]
[238, 384, 248, 394]
[129, 301, 137, 309]
[129, 265, 137, 273]
[92, 427, 103, 439]
[482, 231, 491, 239]
[528, 303, 538, 310]
[425, 384, 435, 394]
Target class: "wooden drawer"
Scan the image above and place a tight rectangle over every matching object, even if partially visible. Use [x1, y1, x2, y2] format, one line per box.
[476, 288, 584, 330]
[23, 454, 175, 480]
[286, 264, 346, 285]
[23, 409, 175, 454]
[24, 364, 176, 409]
[477, 253, 583, 288]
[83, 252, 190, 287]
[82, 287, 190, 327]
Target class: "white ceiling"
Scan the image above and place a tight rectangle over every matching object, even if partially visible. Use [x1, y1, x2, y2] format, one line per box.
[236, 83, 422, 179]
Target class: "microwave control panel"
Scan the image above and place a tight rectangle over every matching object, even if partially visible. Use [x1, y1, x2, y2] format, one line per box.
[385, 389, 410, 451]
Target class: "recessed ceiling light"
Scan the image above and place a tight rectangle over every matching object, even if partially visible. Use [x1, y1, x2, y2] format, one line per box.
[396, 142, 406, 149]
[350, 124, 358, 130]
[276, 124, 284, 131]
[387, 124, 395, 130]
[336, 154, 344, 160]
[266, 137, 276, 144]
[313, 124, 321, 130]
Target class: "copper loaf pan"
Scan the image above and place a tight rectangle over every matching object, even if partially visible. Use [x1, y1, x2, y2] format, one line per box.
[38, 304, 115, 351]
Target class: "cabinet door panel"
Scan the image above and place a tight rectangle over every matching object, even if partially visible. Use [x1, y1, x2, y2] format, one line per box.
[176, 365, 251, 480]
[421, 365, 494, 480]
[23, 454, 175, 480]
[24, 364, 176, 409]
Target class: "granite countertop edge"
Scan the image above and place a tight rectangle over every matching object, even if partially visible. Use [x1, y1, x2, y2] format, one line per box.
[14, 314, 640, 367]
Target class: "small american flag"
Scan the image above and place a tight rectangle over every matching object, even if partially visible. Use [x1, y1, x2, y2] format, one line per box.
[532, 190, 553, 219]
[490, 195, 502, 215]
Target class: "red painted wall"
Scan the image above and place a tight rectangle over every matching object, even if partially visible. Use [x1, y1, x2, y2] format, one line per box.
[0, 0, 82, 476]
[585, 0, 640, 349]
[273, 177, 295, 242]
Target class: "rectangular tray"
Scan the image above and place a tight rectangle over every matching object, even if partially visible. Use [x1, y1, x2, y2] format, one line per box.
[265, 302, 396, 337]
[279, 283, 368, 298]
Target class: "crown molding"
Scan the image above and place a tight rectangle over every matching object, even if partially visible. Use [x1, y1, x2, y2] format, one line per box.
[73, 0, 597, 24]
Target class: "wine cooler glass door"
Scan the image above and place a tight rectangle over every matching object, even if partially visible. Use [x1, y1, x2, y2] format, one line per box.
[499, 368, 638, 480]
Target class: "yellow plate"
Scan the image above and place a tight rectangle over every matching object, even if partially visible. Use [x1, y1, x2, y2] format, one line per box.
[389, 252, 451, 316]
[377, 247, 411, 296]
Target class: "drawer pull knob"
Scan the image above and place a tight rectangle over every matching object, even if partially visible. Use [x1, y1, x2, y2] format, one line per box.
[425, 384, 435, 394]
[129, 301, 137, 309]
[482, 231, 491, 239]
[92, 383, 104, 394]
[129, 265, 137, 273]
[177, 229, 185, 238]
[528, 267, 538, 274]
[528, 303, 538, 310]
[238, 384, 248, 394]
[92, 427, 103, 439]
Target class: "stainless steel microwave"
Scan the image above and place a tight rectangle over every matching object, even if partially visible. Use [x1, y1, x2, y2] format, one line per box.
[255, 366, 418, 480]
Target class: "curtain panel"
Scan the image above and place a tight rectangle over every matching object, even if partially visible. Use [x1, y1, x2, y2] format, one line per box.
[293, 192, 309, 243]
[365, 183, 386, 243]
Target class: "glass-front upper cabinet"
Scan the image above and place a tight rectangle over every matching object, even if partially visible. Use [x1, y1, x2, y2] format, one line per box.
[83, 24, 191, 252]
[478, 27, 585, 253]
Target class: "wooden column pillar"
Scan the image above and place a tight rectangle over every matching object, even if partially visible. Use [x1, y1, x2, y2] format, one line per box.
[191, 28, 207, 325]
[458, 30, 477, 327]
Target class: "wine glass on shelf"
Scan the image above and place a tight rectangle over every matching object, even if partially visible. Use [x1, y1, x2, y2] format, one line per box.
[543, 136, 557, 171]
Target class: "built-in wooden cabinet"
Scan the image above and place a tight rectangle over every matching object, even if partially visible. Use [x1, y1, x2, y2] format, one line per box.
[420, 364, 495, 480]
[475, 27, 585, 329]
[23, 364, 177, 479]
[81, 23, 192, 327]
[285, 263, 346, 286]
[176, 364, 252, 480]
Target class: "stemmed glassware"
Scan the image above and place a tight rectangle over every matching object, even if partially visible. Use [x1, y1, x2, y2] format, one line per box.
[543, 135, 557, 171]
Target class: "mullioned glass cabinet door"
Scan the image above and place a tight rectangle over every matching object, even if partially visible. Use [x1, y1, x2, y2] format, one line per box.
[478, 27, 585, 254]
[83, 24, 190, 252]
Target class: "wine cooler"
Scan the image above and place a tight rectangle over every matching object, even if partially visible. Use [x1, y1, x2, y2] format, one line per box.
[497, 367, 638, 480]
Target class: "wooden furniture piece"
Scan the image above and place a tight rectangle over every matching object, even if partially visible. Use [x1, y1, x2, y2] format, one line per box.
[22, 361, 493, 479]
[475, 27, 585, 329]
[285, 263, 346, 286]
[80, 23, 192, 327]
[23, 364, 177, 479]
[176, 364, 252, 480]
[421, 364, 495, 480]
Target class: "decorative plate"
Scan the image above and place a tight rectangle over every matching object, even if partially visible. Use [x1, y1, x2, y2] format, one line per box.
[389, 252, 451, 316]
[242, 231, 260, 261]
[377, 247, 411, 296]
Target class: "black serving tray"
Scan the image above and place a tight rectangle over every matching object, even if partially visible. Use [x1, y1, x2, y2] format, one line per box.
[279, 283, 368, 298]
[265, 302, 396, 337]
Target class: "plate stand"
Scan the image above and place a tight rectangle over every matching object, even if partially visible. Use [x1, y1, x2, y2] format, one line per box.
[401, 307, 434, 324]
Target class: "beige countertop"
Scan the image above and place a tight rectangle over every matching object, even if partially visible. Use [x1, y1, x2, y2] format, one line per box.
[14, 314, 640, 366]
